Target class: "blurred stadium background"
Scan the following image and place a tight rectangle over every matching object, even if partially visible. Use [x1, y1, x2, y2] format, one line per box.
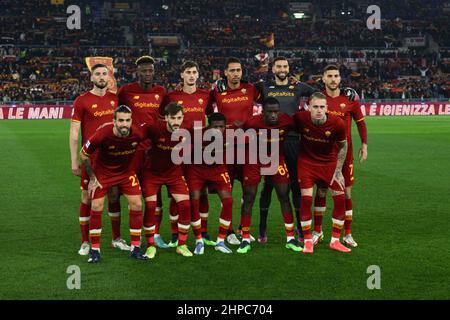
[1, 0, 449, 300]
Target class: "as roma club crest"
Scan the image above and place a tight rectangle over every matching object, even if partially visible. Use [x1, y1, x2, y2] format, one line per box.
[325, 131, 331, 137]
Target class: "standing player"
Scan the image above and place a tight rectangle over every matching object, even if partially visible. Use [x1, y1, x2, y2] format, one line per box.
[159, 60, 214, 248]
[237, 97, 302, 254]
[211, 57, 261, 245]
[141, 103, 193, 258]
[254, 56, 316, 244]
[293, 92, 351, 253]
[311, 65, 368, 247]
[70, 63, 129, 256]
[80, 105, 148, 263]
[118, 55, 168, 249]
[185, 113, 234, 254]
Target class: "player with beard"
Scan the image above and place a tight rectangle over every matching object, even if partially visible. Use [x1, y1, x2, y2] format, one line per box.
[254, 56, 315, 244]
[80, 105, 148, 263]
[311, 65, 367, 248]
[159, 61, 214, 250]
[118, 56, 168, 249]
[70, 64, 129, 256]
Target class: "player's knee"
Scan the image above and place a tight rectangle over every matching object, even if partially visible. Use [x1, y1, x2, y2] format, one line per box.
[345, 187, 352, 199]
[90, 200, 104, 212]
[128, 198, 142, 211]
[81, 191, 90, 204]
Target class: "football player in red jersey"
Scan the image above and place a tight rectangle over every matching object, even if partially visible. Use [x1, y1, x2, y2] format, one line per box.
[311, 65, 368, 248]
[70, 64, 129, 256]
[237, 98, 302, 254]
[293, 92, 351, 254]
[118, 56, 169, 249]
[80, 105, 148, 263]
[210, 57, 261, 245]
[158, 61, 215, 248]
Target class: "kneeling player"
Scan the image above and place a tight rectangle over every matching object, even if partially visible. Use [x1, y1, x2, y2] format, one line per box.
[238, 97, 302, 254]
[80, 105, 148, 263]
[142, 103, 193, 258]
[293, 92, 351, 254]
[185, 113, 234, 254]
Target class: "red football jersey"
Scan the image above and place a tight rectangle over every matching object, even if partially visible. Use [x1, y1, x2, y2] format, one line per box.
[243, 112, 293, 159]
[81, 124, 145, 183]
[159, 88, 213, 128]
[71, 91, 118, 145]
[324, 92, 364, 139]
[211, 83, 261, 126]
[293, 112, 346, 165]
[118, 82, 166, 125]
[143, 120, 186, 174]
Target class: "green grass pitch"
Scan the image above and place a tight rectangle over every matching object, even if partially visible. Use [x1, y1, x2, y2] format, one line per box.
[0, 116, 449, 300]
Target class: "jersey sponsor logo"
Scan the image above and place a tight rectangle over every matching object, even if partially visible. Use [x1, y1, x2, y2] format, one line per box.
[221, 96, 249, 104]
[178, 100, 183, 105]
[93, 109, 114, 117]
[268, 91, 295, 97]
[85, 140, 91, 148]
[91, 104, 97, 109]
[269, 86, 275, 89]
[325, 131, 331, 137]
[184, 106, 203, 113]
[340, 103, 346, 109]
[133, 95, 140, 99]
[108, 149, 136, 156]
[303, 134, 328, 144]
[221, 92, 227, 96]
[132, 142, 138, 147]
[289, 85, 295, 89]
[327, 110, 345, 117]
[108, 145, 115, 149]
[133, 102, 159, 108]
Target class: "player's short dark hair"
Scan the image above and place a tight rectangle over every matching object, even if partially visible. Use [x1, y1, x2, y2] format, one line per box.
[262, 97, 280, 110]
[323, 64, 340, 73]
[180, 60, 199, 72]
[114, 105, 132, 119]
[208, 112, 226, 124]
[225, 57, 241, 70]
[91, 64, 108, 72]
[165, 102, 184, 116]
[135, 55, 155, 66]
[273, 56, 289, 64]
[309, 92, 327, 103]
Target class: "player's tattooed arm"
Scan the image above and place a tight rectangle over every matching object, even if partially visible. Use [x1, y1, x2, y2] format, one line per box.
[332, 140, 348, 190]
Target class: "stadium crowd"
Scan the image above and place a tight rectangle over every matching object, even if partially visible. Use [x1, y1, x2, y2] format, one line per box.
[1, 0, 449, 102]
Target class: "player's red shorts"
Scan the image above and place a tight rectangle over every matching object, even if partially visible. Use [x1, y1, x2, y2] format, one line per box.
[297, 160, 343, 192]
[185, 164, 232, 192]
[342, 158, 355, 187]
[92, 173, 142, 200]
[243, 159, 290, 187]
[142, 168, 189, 198]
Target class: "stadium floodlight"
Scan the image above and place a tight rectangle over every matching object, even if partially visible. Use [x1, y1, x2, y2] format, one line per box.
[293, 12, 305, 19]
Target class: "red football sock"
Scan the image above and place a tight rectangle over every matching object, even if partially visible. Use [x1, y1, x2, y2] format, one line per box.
[300, 195, 313, 239]
[332, 194, 346, 239]
[190, 198, 202, 240]
[144, 201, 156, 247]
[108, 201, 121, 240]
[282, 211, 295, 238]
[177, 200, 191, 245]
[129, 209, 142, 247]
[313, 194, 326, 233]
[199, 193, 209, 233]
[218, 197, 232, 240]
[89, 209, 103, 250]
[239, 213, 252, 241]
[344, 198, 353, 236]
[79, 202, 90, 243]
